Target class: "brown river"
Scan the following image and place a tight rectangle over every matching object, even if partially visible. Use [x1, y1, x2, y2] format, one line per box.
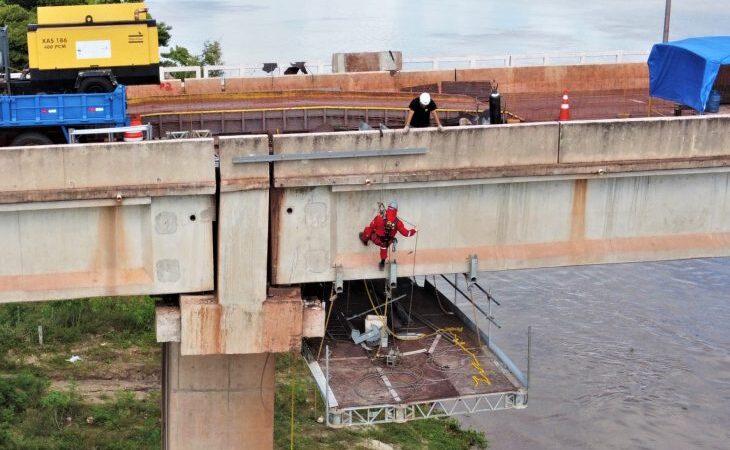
[456, 258, 730, 450]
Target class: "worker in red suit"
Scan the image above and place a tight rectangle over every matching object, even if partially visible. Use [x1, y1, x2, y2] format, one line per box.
[359, 200, 417, 270]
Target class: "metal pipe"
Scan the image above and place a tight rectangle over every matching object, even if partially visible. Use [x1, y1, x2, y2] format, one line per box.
[662, 0, 672, 43]
[440, 274, 501, 329]
[527, 326, 532, 389]
[325, 345, 330, 427]
[345, 294, 405, 321]
[473, 282, 501, 306]
[441, 273, 471, 302]
[487, 286, 492, 345]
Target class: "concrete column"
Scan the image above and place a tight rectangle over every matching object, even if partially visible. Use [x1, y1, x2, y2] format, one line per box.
[163, 343, 275, 450]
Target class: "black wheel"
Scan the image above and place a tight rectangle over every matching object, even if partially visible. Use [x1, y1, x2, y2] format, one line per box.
[10, 132, 54, 146]
[78, 77, 114, 93]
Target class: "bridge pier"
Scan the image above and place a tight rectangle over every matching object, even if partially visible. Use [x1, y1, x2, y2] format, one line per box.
[162, 343, 275, 450]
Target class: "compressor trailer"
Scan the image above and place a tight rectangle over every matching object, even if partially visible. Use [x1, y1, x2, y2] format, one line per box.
[0, 2, 159, 94]
[0, 85, 129, 146]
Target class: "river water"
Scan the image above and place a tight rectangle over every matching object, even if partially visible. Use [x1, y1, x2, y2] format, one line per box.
[147, 0, 730, 65]
[455, 257, 730, 450]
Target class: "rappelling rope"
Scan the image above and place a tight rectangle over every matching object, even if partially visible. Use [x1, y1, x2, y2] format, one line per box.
[433, 275, 455, 315]
[391, 214, 419, 332]
[289, 351, 296, 450]
[406, 228, 419, 333]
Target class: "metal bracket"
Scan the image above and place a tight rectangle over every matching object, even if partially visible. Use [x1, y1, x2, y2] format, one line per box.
[334, 265, 344, 294]
[468, 254, 478, 285]
[387, 261, 397, 289]
[233, 147, 427, 164]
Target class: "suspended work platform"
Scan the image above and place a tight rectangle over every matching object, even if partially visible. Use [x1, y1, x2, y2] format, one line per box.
[303, 276, 528, 427]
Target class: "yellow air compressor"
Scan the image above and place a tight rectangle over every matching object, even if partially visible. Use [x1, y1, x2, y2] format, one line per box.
[21, 2, 159, 93]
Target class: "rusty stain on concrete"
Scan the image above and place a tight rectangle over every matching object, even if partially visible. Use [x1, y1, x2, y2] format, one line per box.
[262, 286, 303, 352]
[0, 269, 152, 296]
[321, 232, 730, 280]
[570, 179, 588, 241]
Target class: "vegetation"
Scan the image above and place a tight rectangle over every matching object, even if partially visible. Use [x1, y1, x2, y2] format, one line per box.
[0, 297, 161, 449]
[0, 2, 35, 68]
[0, 298, 487, 449]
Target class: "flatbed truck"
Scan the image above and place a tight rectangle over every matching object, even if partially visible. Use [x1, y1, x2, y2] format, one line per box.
[0, 85, 129, 146]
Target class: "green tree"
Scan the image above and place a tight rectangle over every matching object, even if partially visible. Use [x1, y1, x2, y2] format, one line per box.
[157, 20, 171, 47]
[161, 40, 224, 79]
[200, 40, 222, 66]
[0, 3, 36, 69]
[160, 44, 198, 67]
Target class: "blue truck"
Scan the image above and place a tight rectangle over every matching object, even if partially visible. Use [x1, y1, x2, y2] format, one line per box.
[0, 85, 129, 146]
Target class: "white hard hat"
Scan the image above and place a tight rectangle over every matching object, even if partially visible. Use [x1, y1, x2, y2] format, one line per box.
[388, 200, 398, 210]
[419, 92, 431, 105]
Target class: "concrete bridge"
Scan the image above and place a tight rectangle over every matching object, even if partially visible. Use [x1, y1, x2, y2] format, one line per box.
[1, 113, 729, 448]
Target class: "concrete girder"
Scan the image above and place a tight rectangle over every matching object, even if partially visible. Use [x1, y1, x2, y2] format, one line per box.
[270, 171, 730, 283]
[0, 140, 216, 303]
[269, 117, 730, 284]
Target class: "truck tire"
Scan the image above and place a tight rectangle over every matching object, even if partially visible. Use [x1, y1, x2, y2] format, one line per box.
[11, 132, 54, 146]
[78, 77, 114, 93]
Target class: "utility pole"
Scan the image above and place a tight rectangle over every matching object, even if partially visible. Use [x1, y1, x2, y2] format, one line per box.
[663, 0, 672, 43]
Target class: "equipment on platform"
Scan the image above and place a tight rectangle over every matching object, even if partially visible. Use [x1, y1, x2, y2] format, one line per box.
[706, 89, 722, 113]
[284, 62, 308, 75]
[489, 83, 503, 124]
[1, 2, 159, 95]
[385, 348, 401, 367]
[351, 315, 388, 348]
[262, 62, 278, 74]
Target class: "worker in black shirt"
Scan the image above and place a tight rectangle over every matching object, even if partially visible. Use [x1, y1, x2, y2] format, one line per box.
[404, 92, 443, 132]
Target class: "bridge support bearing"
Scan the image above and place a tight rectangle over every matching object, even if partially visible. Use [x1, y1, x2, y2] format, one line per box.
[162, 342, 275, 450]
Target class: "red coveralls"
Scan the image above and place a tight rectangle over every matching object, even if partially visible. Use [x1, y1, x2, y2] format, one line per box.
[360, 207, 416, 261]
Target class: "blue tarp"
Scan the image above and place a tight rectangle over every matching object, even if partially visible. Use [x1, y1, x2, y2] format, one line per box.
[648, 36, 730, 111]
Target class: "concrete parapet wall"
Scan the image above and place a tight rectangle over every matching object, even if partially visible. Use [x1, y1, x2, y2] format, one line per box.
[0, 139, 216, 204]
[127, 79, 183, 98]
[272, 123, 559, 187]
[127, 63, 648, 99]
[218, 135, 270, 191]
[456, 63, 648, 93]
[183, 78, 225, 95]
[559, 115, 730, 163]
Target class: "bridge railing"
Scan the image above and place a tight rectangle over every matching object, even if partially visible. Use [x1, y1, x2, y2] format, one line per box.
[159, 50, 650, 80]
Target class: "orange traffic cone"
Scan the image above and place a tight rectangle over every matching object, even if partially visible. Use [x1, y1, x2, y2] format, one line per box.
[559, 90, 571, 121]
[124, 115, 144, 142]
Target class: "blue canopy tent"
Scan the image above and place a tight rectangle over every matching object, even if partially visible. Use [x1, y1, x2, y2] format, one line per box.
[648, 36, 730, 112]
